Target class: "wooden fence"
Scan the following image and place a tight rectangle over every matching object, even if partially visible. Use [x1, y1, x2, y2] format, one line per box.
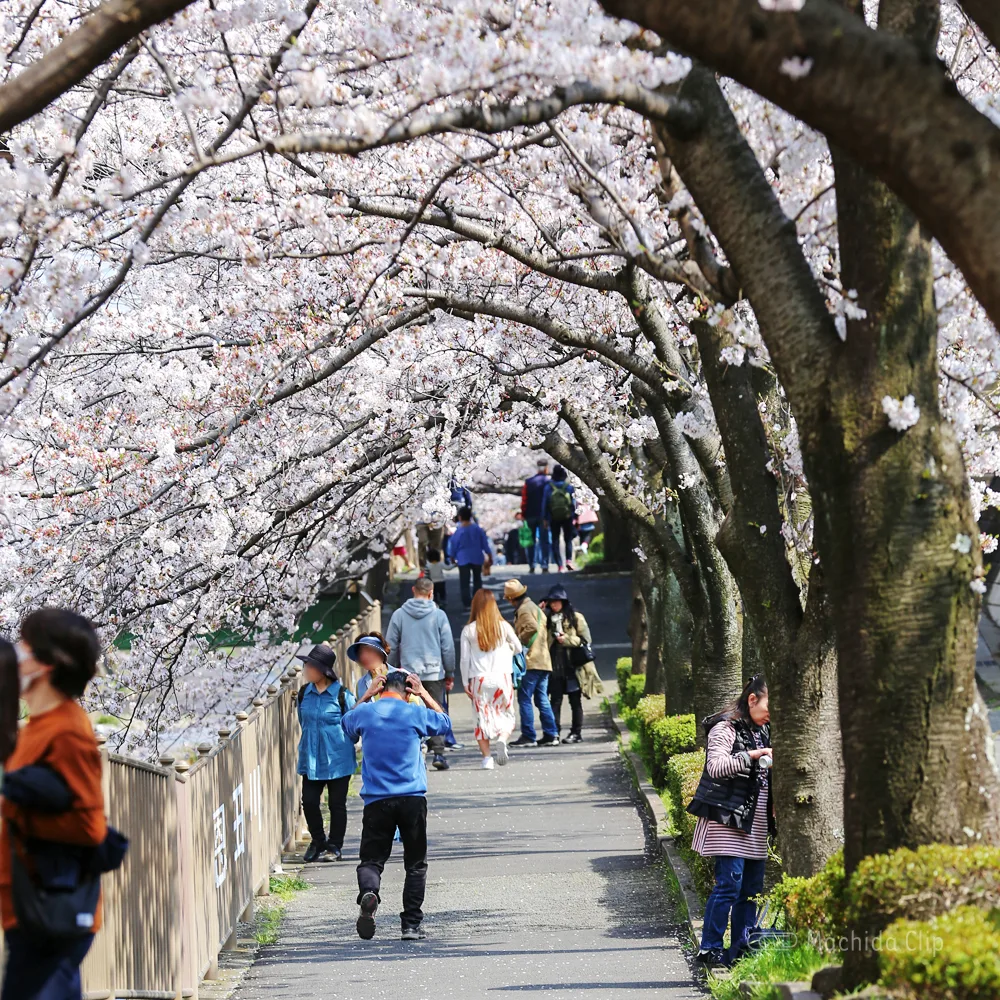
[13, 599, 382, 1000]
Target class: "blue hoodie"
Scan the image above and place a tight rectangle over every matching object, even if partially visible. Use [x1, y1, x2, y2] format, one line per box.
[447, 521, 492, 566]
[341, 696, 452, 803]
[386, 597, 456, 680]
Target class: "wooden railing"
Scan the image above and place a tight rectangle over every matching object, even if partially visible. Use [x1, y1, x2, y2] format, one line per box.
[7, 599, 381, 1000]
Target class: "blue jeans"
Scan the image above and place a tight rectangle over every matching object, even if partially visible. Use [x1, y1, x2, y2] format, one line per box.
[1, 930, 93, 1000]
[526, 517, 550, 569]
[699, 855, 766, 960]
[517, 670, 558, 740]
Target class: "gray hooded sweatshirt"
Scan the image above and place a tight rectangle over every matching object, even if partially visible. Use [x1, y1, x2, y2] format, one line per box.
[385, 598, 456, 681]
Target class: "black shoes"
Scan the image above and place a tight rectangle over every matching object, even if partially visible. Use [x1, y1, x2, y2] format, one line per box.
[315, 847, 340, 862]
[509, 735, 537, 748]
[563, 733, 582, 744]
[537, 734, 561, 747]
[401, 924, 426, 941]
[432, 753, 450, 770]
[304, 840, 325, 862]
[696, 948, 728, 968]
[357, 892, 379, 939]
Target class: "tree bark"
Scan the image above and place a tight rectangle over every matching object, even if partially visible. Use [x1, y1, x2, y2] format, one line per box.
[628, 572, 649, 676]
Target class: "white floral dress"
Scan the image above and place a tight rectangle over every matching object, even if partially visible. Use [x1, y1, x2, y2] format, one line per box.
[460, 621, 521, 741]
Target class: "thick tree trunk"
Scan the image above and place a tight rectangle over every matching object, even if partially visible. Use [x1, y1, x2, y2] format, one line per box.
[769, 576, 844, 877]
[599, 503, 632, 570]
[831, 147, 1000, 982]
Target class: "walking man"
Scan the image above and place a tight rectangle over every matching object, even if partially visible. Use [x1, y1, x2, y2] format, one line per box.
[504, 579, 559, 747]
[447, 506, 493, 610]
[386, 576, 456, 770]
[520, 458, 552, 573]
[342, 670, 453, 941]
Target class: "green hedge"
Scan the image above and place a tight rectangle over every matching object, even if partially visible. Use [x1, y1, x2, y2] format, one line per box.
[663, 749, 714, 897]
[648, 714, 697, 787]
[616, 656, 633, 695]
[620, 673, 648, 710]
[847, 844, 1000, 928]
[632, 694, 666, 747]
[772, 844, 1000, 953]
[879, 906, 1000, 1000]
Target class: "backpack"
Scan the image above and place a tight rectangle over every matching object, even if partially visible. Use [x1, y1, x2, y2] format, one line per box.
[298, 682, 347, 715]
[511, 650, 527, 689]
[548, 484, 573, 521]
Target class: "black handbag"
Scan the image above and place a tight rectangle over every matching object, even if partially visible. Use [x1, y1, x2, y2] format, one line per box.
[9, 827, 101, 939]
[570, 641, 594, 667]
[9, 822, 128, 939]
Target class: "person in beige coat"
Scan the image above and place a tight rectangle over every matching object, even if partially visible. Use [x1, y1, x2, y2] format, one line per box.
[504, 579, 560, 747]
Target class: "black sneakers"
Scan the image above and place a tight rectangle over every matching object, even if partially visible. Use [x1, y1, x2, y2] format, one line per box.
[401, 924, 426, 941]
[537, 734, 561, 747]
[509, 735, 537, 748]
[315, 847, 339, 863]
[695, 948, 727, 968]
[563, 733, 582, 744]
[303, 840, 325, 863]
[357, 892, 379, 939]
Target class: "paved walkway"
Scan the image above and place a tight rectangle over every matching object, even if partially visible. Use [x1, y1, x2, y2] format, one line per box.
[232, 571, 700, 1000]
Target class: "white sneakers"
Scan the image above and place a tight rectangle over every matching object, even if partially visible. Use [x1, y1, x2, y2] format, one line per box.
[493, 739, 509, 767]
[480, 755, 495, 769]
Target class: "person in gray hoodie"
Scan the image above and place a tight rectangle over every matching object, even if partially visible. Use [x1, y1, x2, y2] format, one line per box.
[385, 576, 457, 771]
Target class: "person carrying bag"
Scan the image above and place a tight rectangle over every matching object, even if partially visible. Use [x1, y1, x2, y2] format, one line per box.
[1, 608, 125, 1000]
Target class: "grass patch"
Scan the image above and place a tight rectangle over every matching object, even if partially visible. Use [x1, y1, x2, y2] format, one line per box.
[254, 873, 310, 945]
[707, 939, 828, 1000]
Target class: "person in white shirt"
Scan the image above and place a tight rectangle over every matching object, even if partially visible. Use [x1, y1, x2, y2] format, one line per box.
[459, 589, 521, 769]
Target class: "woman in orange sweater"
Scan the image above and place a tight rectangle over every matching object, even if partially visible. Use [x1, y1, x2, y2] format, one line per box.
[1, 608, 105, 1000]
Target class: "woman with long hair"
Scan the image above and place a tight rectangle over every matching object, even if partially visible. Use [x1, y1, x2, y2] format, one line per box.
[687, 674, 773, 968]
[459, 589, 521, 769]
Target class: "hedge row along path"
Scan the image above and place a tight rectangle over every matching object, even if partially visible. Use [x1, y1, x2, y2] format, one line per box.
[230, 568, 702, 999]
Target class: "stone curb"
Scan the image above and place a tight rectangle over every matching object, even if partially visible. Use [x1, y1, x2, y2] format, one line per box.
[605, 695, 705, 948]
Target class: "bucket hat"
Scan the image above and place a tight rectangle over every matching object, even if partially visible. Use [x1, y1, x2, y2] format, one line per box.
[545, 585, 569, 602]
[295, 643, 338, 681]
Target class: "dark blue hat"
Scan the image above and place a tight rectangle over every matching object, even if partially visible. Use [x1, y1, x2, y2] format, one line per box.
[545, 585, 569, 602]
[295, 643, 338, 680]
[347, 634, 388, 663]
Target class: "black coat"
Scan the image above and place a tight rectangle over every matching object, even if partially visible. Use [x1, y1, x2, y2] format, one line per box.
[686, 714, 773, 835]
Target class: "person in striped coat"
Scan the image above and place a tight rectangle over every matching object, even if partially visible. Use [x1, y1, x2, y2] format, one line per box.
[687, 674, 773, 967]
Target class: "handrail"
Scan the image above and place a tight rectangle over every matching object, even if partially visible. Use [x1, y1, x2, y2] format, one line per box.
[1, 599, 381, 1000]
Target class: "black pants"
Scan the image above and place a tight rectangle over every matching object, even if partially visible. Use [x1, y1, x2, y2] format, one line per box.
[302, 775, 351, 851]
[433, 580, 447, 606]
[422, 679, 448, 754]
[458, 563, 482, 608]
[1, 930, 93, 1000]
[549, 673, 583, 736]
[357, 795, 428, 929]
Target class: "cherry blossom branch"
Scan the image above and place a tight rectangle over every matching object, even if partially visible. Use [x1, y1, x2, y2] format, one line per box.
[0, 0, 199, 133]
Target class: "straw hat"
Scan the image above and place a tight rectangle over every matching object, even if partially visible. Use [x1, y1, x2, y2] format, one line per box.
[503, 579, 528, 600]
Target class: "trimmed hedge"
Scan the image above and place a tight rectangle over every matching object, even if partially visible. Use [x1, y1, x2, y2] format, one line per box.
[632, 694, 666, 750]
[620, 673, 648, 710]
[663, 749, 714, 896]
[769, 850, 847, 943]
[847, 844, 1000, 929]
[648, 714, 697, 787]
[772, 844, 1000, 959]
[879, 906, 1000, 1000]
[615, 656, 632, 694]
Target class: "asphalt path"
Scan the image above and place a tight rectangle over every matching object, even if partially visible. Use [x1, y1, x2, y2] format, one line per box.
[231, 568, 700, 1000]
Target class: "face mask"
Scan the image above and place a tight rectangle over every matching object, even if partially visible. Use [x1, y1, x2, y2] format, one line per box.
[15, 641, 46, 694]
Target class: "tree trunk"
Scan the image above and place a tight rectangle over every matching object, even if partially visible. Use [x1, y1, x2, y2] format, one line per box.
[768, 574, 844, 877]
[599, 503, 632, 570]
[628, 572, 648, 676]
